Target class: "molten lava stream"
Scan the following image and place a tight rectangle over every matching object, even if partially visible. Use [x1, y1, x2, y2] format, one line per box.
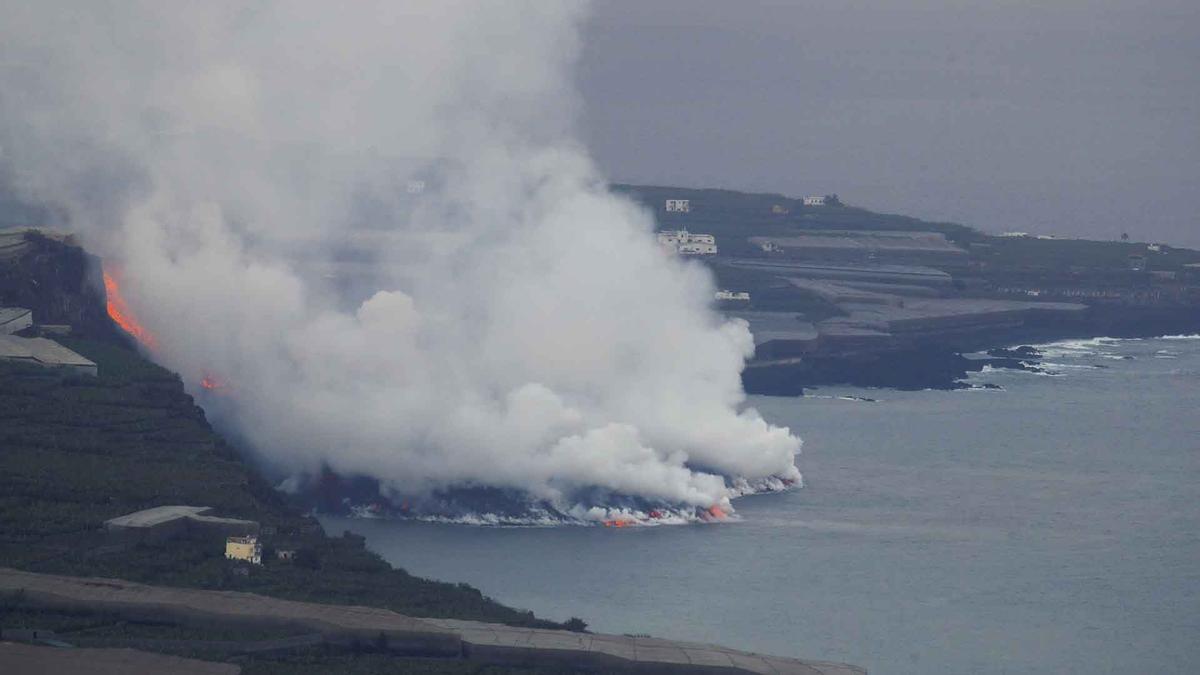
[102, 269, 158, 351]
[200, 372, 229, 392]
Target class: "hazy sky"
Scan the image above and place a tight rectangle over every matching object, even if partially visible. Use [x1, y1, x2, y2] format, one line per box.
[578, 1, 1200, 246]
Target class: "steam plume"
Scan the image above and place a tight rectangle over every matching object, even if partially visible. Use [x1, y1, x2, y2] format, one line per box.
[0, 1, 800, 522]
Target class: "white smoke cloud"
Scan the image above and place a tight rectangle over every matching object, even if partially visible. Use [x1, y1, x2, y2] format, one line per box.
[0, 1, 800, 521]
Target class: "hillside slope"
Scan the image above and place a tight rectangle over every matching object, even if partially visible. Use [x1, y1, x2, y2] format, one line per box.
[0, 232, 568, 632]
[0, 337, 566, 629]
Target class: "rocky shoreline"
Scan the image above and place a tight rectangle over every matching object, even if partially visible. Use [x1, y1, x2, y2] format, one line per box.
[742, 308, 1200, 394]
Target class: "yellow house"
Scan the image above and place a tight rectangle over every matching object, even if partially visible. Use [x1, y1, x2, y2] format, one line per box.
[225, 535, 262, 565]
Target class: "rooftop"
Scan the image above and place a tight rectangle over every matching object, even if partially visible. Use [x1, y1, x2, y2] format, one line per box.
[726, 311, 820, 346]
[0, 307, 31, 322]
[724, 258, 953, 284]
[750, 230, 968, 255]
[0, 335, 97, 371]
[104, 506, 213, 529]
[0, 307, 32, 330]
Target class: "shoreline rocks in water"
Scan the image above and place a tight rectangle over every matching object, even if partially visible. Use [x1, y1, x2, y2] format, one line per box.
[744, 346, 1046, 393]
[741, 306, 1200, 395]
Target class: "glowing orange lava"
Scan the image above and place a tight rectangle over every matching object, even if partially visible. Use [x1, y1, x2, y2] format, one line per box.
[707, 505, 725, 520]
[200, 374, 225, 390]
[198, 370, 235, 394]
[103, 269, 158, 351]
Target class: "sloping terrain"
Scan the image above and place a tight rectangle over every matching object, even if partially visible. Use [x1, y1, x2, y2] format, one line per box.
[0, 336, 565, 629]
[1, 567, 865, 675]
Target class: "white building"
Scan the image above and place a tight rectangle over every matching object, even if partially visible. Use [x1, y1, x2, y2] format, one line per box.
[678, 242, 717, 255]
[802, 196, 826, 206]
[406, 180, 426, 194]
[226, 535, 263, 565]
[0, 307, 33, 335]
[715, 290, 750, 301]
[657, 230, 717, 255]
[0, 334, 97, 376]
[665, 199, 690, 213]
[104, 505, 260, 543]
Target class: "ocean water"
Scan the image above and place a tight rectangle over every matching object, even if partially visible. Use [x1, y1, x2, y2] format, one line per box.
[323, 335, 1200, 674]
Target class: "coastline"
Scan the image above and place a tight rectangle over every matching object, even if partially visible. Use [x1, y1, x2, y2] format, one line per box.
[743, 308, 1200, 393]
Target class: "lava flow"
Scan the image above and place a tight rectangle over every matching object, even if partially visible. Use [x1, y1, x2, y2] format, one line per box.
[103, 269, 158, 351]
[199, 373, 227, 391]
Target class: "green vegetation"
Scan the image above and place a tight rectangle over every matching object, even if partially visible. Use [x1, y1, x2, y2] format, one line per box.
[0, 337, 565, 629]
[613, 183, 981, 257]
[974, 237, 1200, 272]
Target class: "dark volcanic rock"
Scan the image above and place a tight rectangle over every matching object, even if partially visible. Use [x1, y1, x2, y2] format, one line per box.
[988, 345, 1041, 359]
[0, 230, 115, 337]
[743, 345, 1049, 395]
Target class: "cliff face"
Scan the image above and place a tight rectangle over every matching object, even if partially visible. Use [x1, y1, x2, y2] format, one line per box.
[0, 230, 112, 336]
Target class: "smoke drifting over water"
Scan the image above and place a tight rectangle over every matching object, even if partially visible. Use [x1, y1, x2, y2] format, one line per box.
[0, 2, 800, 522]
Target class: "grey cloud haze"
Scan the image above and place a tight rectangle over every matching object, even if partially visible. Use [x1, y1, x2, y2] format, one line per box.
[580, 0, 1200, 246]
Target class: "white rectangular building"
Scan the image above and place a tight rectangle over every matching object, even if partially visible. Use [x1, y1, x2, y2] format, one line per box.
[802, 196, 826, 206]
[657, 230, 717, 255]
[0, 334, 97, 376]
[665, 199, 690, 213]
[678, 242, 718, 255]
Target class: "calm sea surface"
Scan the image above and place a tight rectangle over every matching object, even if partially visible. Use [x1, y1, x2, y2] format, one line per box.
[323, 335, 1200, 674]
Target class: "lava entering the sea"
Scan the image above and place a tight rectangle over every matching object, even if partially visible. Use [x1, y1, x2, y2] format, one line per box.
[103, 269, 158, 351]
